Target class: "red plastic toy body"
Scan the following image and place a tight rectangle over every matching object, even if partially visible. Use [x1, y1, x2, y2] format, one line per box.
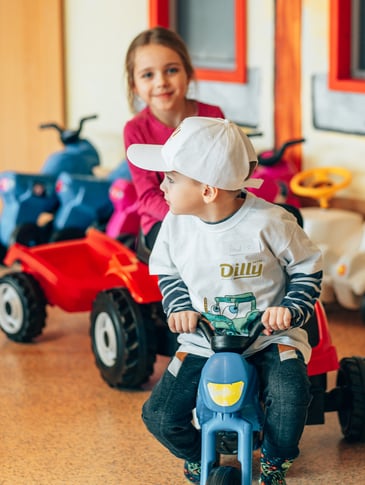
[3, 229, 158, 313]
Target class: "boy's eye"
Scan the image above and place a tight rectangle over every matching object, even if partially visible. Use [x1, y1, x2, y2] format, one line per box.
[167, 67, 179, 75]
[166, 175, 174, 184]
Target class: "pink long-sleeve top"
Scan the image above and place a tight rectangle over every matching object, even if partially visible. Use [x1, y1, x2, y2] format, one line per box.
[124, 101, 225, 235]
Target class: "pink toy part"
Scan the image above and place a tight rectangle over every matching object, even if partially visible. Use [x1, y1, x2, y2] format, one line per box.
[247, 138, 306, 207]
[249, 155, 300, 207]
[106, 179, 140, 238]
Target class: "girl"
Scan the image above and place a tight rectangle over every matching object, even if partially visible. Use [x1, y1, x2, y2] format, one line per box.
[124, 26, 224, 249]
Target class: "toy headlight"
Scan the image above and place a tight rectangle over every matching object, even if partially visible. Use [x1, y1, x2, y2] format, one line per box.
[55, 180, 64, 193]
[337, 263, 347, 276]
[0, 177, 14, 192]
[207, 381, 244, 406]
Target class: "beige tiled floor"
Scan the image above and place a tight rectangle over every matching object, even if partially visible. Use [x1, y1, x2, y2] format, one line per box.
[0, 292, 364, 484]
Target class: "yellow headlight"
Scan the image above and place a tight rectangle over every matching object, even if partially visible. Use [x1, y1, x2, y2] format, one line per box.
[207, 381, 244, 406]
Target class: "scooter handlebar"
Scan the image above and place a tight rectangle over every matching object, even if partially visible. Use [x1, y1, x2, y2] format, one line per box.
[258, 138, 305, 167]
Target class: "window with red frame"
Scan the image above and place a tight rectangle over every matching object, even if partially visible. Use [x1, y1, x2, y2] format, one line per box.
[329, 0, 365, 92]
[149, 0, 247, 83]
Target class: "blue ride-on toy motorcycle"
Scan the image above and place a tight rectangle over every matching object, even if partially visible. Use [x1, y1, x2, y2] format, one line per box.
[197, 316, 264, 484]
[0, 115, 100, 260]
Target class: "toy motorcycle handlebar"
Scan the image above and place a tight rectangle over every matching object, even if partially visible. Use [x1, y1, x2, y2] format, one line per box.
[258, 138, 305, 167]
[39, 114, 98, 145]
[198, 315, 264, 354]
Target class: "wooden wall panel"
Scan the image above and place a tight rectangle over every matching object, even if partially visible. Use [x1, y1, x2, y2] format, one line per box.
[0, 0, 65, 172]
[275, 0, 303, 169]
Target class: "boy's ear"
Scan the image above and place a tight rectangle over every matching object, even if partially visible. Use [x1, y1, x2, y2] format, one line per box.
[202, 185, 218, 202]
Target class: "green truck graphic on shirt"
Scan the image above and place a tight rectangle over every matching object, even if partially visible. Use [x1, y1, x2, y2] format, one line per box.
[202, 292, 261, 336]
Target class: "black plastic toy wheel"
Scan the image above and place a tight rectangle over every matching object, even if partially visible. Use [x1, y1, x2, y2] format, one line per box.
[337, 356, 365, 441]
[90, 288, 157, 389]
[10, 222, 45, 247]
[206, 466, 241, 484]
[0, 272, 47, 342]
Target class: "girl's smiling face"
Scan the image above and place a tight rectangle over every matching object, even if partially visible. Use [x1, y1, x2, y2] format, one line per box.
[132, 44, 190, 121]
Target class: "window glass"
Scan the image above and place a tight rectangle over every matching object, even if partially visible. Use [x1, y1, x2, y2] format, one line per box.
[176, 0, 235, 70]
[351, 0, 365, 78]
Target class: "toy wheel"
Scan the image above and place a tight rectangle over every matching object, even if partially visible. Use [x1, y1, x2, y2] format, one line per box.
[0, 272, 47, 342]
[206, 466, 241, 484]
[10, 222, 44, 247]
[50, 227, 86, 242]
[90, 288, 157, 389]
[337, 356, 365, 441]
[289, 167, 352, 208]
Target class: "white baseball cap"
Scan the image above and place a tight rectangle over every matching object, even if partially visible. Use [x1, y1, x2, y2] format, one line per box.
[127, 116, 263, 190]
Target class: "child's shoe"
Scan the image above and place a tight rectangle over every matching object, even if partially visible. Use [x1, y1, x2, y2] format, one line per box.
[259, 448, 294, 484]
[259, 476, 286, 485]
[184, 460, 201, 484]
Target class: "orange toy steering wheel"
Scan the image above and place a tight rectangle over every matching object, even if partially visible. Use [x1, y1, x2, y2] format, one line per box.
[290, 167, 352, 208]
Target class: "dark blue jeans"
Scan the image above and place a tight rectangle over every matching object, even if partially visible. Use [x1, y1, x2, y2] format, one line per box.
[142, 344, 311, 463]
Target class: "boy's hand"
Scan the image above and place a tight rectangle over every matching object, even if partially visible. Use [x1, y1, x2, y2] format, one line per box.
[168, 311, 200, 334]
[261, 307, 292, 336]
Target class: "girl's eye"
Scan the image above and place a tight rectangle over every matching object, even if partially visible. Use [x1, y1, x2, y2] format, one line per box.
[141, 71, 153, 79]
[167, 67, 179, 75]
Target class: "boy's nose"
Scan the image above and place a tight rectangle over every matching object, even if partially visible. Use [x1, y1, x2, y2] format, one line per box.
[160, 177, 167, 192]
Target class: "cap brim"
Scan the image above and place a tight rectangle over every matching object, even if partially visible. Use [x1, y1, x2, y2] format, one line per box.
[127, 144, 167, 172]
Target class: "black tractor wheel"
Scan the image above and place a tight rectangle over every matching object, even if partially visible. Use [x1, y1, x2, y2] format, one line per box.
[90, 288, 157, 389]
[0, 272, 47, 342]
[337, 356, 365, 442]
[206, 466, 241, 484]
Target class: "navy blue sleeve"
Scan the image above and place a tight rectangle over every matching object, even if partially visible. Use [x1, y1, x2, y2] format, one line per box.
[157, 274, 195, 317]
[280, 270, 323, 327]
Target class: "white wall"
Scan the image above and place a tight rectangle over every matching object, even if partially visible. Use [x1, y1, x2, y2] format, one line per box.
[64, 0, 148, 169]
[247, 0, 275, 152]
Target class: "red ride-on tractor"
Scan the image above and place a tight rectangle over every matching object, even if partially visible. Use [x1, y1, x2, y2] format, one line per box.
[0, 229, 364, 442]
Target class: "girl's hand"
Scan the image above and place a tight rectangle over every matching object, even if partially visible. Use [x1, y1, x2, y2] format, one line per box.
[168, 311, 200, 333]
[261, 307, 292, 336]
